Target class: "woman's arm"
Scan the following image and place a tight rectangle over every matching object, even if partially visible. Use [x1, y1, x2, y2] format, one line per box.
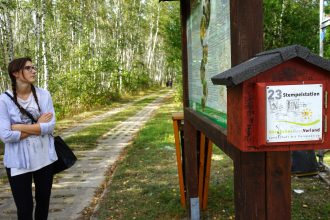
[0, 98, 21, 143]
[11, 113, 53, 135]
[11, 123, 41, 135]
[39, 90, 56, 135]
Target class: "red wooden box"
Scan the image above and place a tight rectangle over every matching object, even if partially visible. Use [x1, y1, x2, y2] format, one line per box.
[212, 45, 330, 151]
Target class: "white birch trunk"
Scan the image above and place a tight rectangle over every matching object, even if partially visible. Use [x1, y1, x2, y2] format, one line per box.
[0, 15, 8, 70]
[33, 8, 41, 84]
[14, 2, 18, 45]
[146, 22, 153, 68]
[41, 0, 48, 89]
[149, 4, 160, 69]
[279, 0, 286, 43]
[5, 9, 14, 61]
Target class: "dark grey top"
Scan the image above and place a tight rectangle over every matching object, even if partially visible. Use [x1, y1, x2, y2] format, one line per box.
[211, 45, 330, 86]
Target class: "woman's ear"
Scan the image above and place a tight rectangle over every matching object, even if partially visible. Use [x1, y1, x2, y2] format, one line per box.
[12, 71, 19, 78]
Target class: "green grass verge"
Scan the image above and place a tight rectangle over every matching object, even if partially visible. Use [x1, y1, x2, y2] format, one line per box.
[55, 88, 163, 132]
[93, 95, 330, 220]
[64, 95, 161, 152]
[324, 152, 330, 165]
[292, 176, 330, 219]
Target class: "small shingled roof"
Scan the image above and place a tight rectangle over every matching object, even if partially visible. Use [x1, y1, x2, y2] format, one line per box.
[211, 45, 330, 86]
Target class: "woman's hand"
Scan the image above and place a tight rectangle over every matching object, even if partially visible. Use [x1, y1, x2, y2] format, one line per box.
[11, 124, 22, 131]
[11, 125, 31, 139]
[37, 113, 53, 123]
[20, 131, 30, 139]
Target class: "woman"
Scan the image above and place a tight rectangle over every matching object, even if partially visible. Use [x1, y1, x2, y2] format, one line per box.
[0, 57, 57, 220]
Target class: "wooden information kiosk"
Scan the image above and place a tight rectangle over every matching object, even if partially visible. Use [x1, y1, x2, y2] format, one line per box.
[169, 0, 330, 220]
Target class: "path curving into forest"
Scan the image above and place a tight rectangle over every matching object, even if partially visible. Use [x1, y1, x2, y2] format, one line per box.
[0, 90, 173, 220]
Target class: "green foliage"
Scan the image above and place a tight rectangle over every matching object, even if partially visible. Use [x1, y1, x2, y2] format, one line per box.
[264, 0, 319, 53]
[0, 0, 182, 118]
[158, 1, 182, 102]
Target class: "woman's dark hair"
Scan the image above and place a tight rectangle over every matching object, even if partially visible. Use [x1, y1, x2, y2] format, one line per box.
[8, 57, 41, 114]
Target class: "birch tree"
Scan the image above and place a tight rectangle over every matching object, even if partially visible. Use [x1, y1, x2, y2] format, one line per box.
[0, 0, 181, 117]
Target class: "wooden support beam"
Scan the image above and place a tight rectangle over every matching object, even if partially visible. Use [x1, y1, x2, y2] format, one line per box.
[234, 152, 266, 219]
[180, 0, 190, 108]
[172, 112, 186, 208]
[230, 1, 291, 219]
[198, 133, 206, 208]
[202, 138, 213, 210]
[266, 152, 291, 220]
[184, 108, 238, 159]
[183, 119, 200, 219]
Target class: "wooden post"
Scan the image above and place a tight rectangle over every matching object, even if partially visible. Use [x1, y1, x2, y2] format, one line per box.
[230, 0, 265, 217]
[266, 152, 291, 220]
[183, 117, 200, 219]
[172, 112, 186, 208]
[180, 0, 190, 108]
[198, 133, 213, 210]
[198, 133, 206, 208]
[179, 0, 201, 218]
[230, 0, 291, 219]
[202, 138, 212, 210]
[233, 152, 267, 219]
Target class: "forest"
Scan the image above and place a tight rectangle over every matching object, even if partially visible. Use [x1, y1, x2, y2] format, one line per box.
[0, 0, 182, 118]
[0, 0, 327, 118]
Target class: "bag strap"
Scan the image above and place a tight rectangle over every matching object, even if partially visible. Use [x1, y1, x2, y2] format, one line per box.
[4, 92, 37, 123]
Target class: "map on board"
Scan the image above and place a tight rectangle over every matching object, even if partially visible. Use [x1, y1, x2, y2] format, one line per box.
[187, 0, 231, 128]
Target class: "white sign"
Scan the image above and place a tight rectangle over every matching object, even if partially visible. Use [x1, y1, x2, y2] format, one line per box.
[266, 84, 323, 143]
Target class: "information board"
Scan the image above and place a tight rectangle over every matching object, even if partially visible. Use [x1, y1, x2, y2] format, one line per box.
[266, 84, 323, 143]
[187, 0, 231, 128]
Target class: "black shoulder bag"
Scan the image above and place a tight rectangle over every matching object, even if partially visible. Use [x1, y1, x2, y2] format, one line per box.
[5, 92, 77, 174]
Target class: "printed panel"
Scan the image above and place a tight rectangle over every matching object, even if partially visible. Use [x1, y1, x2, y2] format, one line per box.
[187, 0, 231, 128]
[266, 84, 323, 143]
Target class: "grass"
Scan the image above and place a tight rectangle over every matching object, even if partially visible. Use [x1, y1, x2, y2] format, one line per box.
[64, 95, 161, 152]
[92, 95, 330, 220]
[324, 152, 330, 165]
[292, 176, 330, 219]
[55, 88, 161, 133]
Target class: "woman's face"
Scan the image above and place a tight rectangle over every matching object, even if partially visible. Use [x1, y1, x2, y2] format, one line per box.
[13, 61, 37, 84]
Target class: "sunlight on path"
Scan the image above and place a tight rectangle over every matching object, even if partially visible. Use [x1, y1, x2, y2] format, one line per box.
[60, 92, 161, 139]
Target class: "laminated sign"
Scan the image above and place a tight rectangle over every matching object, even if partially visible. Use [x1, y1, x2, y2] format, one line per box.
[266, 84, 323, 143]
[187, 0, 231, 128]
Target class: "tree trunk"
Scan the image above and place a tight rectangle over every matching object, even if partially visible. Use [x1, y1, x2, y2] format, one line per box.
[33, 3, 41, 85]
[149, 4, 160, 69]
[41, 0, 48, 89]
[0, 13, 8, 71]
[6, 9, 14, 61]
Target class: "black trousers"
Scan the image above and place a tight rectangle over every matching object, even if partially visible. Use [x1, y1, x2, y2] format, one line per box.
[6, 163, 54, 220]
